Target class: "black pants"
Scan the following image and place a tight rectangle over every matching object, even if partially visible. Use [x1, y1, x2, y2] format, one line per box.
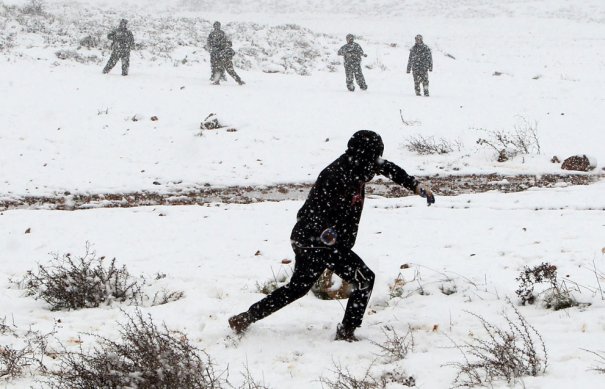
[344, 62, 367, 91]
[247, 245, 375, 329]
[413, 70, 429, 95]
[103, 50, 130, 75]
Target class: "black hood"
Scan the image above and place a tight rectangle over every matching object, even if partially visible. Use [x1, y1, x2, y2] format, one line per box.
[345, 130, 384, 182]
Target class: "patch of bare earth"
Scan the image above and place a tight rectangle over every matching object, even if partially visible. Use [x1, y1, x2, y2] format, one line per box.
[0, 174, 602, 211]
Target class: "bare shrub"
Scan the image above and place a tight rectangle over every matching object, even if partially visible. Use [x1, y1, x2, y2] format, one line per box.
[388, 273, 408, 299]
[20, 0, 45, 16]
[405, 135, 460, 155]
[583, 349, 605, 374]
[238, 361, 272, 389]
[371, 325, 414, 363]
[255, 268, 289, 295]
[319, 360, 415, 388]
[48, 309, 226, 389]
[0, 317, 55, 380]
[475, 116, 540, 162]
[18, 244, 184, 311]
[54, 49, 101, 64]
[151, 289, 185, 306]
[516, 262, 578, 310]
[20, 244, 145, 310]
[447, 302, 547, 387]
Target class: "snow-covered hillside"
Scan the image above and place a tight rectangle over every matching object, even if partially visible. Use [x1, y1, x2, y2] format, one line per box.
[1, 0, 605, 388]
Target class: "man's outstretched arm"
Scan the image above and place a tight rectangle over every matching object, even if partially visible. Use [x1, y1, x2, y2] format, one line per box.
[377, 159, 435, 205]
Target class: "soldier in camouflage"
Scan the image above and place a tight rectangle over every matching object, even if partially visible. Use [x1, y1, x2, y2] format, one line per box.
[338, 34, 367, 91]
[102, 19, 134, 76]
[406, 34, 433, 96]
[207, 21, 227, 81]
[212, 40, 245, 85]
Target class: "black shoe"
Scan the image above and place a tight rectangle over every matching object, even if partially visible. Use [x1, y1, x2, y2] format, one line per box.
[229, 312, 252, 334]
[415, 92, 421, 96]
[360, 86, 367, 91]
[237, 80, 245, 85]
[335, 323, 359, 342]
[424, 92, 429, 97]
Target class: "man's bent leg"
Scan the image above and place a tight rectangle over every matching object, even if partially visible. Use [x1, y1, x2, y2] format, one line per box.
[230, 247, 327, 333]
[332, 249, 375, 336]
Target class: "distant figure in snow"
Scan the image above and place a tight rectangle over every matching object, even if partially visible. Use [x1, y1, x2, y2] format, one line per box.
[103, 19, 135, 76]
[337, 34, 368, 91]
[228, 130, 435, 342]
[406, 34, 433, 96]
[206, 21, 227, 82]
[212, 40, 245, 85]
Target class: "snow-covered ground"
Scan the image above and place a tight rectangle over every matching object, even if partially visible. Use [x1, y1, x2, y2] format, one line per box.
[1, 0, 605, 388]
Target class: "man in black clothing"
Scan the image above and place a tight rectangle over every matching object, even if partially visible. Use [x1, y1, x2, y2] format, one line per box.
[406, 34, 433, 96]
[337, 34, 368, 91]
[229, 130, 435, 341]
[103, 19, 134, 76]
[207, 21, 227, 81]
[212, 40, 245, 85]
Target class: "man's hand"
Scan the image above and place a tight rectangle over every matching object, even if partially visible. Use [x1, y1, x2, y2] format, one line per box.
[415, 183, 435, 206]
[320, 227, 337, 246]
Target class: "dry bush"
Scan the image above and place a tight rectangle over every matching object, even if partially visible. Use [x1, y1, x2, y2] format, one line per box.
[48, 309, 226, 389]
[319, 360, 415, 388]
[0, 317, 55, 381]
[18, 244, 183, 311]
[54, 49, 101, 64]
[447, 302, 547, 387]
[516, 262, 578, 310]
[237, 361, 272, 389]
[371, 326, 415, 363]
[20, 0, 45, 16]
[255, 268, 289, 295]
[584, 349, 605, 374]
[21, 245, 145, 310]
[405, 135, 460, 155]
[475, 116, 540, 162]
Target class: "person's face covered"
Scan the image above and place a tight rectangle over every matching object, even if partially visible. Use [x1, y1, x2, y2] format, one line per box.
[346, 130, 384, 182]
[350, 150, 382, 182]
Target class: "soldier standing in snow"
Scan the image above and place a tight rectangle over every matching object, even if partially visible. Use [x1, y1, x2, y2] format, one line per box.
[212, 40, 245, 85]
[338, 34, 368, 91]
[207, 21, 227, 82]
[102, 19, 135, 76]
[229, 130, 435, 342]
[406, 34, 433, 96]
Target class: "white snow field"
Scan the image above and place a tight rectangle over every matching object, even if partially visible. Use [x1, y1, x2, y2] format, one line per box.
[1, 0, 605, 388]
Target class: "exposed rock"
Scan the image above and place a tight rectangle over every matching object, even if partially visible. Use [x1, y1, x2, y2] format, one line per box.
[561, 155, 596, 172]
[311, 269, 352, 300]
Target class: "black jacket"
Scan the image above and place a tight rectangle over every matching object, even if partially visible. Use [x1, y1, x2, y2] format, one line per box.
[338, 42, 365, 64]
[291, 154, 418, 250]
[407, 43, 432, 73]
[108, 28, 134, 52]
